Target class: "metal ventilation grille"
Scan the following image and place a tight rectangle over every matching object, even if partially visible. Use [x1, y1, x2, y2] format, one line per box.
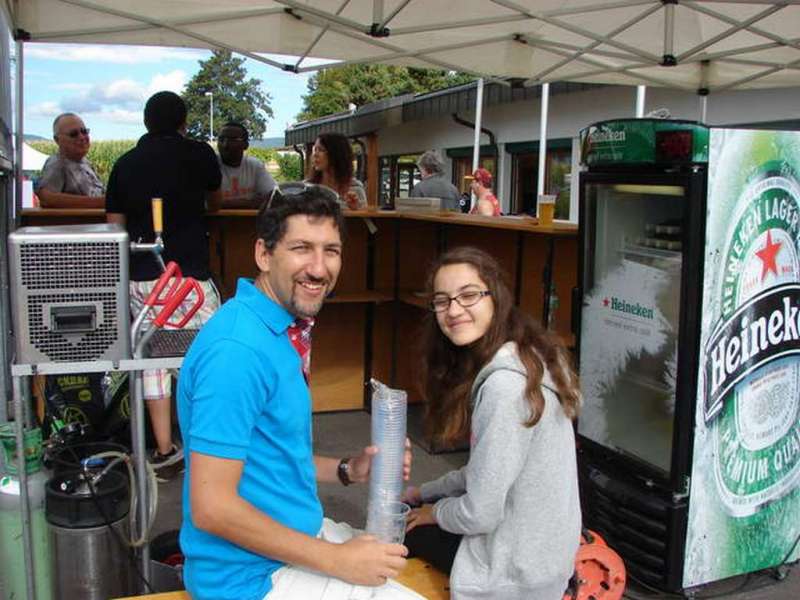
[28, 292, 118, 361]
[20, 242, 121, 290]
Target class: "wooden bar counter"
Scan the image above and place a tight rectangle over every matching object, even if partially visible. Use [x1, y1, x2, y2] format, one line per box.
[20, 207, 578, 413]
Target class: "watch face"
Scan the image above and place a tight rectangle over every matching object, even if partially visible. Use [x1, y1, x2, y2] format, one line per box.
[338, 458, 351, 485]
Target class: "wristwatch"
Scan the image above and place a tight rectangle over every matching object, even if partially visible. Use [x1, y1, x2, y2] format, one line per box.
[337, 457, 352, 486]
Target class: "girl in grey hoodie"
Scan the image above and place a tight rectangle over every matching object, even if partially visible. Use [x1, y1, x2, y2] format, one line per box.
[404, 246, 582, 600]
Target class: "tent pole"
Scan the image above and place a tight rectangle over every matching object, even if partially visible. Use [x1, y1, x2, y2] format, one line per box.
[14, 38, 22, 220]
[536, 82, 549, 197]
[700, 96, 708, 123]
[470, 78, 484, 210]
[635, 85, 646, 117]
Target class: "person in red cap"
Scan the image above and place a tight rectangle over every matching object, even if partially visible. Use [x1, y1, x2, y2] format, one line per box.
[468, 168, 501, 216]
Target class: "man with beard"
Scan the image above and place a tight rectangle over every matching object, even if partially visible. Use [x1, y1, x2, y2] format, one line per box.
[177, 184, 415, 600]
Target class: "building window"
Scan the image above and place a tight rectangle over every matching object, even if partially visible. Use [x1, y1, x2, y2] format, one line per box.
[509, 144, 572, 219]
[378, 154, 423, 206]
[451, 156, 496, 194]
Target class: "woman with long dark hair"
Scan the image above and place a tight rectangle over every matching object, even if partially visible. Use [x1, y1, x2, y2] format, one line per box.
[404, 246, 581, 600]
[307, 132, 366, 209]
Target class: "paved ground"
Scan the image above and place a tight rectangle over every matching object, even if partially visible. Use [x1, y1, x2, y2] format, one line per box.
[151, 410, 800, 599]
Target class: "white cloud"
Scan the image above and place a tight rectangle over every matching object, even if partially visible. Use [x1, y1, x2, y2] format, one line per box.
[51, 83, 93, 92]
[26, 44, 205, 64]
[59, 70, 187, 115]
[147, 70, 187, 95]
[102, 109, 142, 125]
[28, 101, 62, 118]
[29, 71, 186, 131]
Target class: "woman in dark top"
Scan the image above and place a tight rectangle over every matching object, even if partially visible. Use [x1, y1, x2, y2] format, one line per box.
[307, 132, 366, 209]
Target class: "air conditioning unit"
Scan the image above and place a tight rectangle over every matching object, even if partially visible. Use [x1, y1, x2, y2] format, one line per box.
[9, 224, 131, 363]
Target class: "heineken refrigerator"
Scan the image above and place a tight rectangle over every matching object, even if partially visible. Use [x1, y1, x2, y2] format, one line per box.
[577, 119, 800, 591]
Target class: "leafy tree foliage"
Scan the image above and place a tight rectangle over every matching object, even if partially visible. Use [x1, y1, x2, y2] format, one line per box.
[183, 50, 273, 141]
[275, 152, 304, 182]
[298, 65, 474, 121]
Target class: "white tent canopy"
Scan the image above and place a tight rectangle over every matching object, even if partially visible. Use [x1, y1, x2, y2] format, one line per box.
[9, 0, 800, 93]
[22, 142, 48, 171]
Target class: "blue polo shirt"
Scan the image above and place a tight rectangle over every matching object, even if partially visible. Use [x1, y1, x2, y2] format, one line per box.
[177, 278, 323, 600]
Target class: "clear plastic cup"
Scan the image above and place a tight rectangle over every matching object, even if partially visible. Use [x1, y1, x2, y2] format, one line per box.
[368, 501, 410, 544]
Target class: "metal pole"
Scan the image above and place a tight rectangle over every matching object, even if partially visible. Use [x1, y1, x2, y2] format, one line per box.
[636, 85, 646, 117]
[470, 78, 484, 210]
[536, 82, 550, 197]
[13, 376, 36, 600]
[700, 95, 708, 123]
[131, 368, 151, 587]
[14, 39, 23, 221]
[373, 0, 384, 24]
[205, 91, 214, 141]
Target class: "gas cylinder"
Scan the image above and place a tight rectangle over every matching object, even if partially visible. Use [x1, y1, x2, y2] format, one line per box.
[0, 425, 53, 600]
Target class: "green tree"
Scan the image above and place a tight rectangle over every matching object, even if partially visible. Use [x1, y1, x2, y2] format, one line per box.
[275, 152, 303, 182]
[183, 50, 273, 141]
[298, 65, 474, 121]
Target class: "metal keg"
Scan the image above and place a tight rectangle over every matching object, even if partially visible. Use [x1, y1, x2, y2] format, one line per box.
[45, 469, 135, 599]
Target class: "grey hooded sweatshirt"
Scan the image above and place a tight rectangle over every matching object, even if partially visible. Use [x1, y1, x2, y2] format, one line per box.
[419, 342, 581, 600]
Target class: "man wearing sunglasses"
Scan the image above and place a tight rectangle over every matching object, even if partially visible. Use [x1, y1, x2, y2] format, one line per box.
[177, 184, 418, 600]
[35, 113, 105, 208]
[217, 121, 276, 208]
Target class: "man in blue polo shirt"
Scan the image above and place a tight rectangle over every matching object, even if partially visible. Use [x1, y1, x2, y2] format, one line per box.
[177, 185, 413, 600]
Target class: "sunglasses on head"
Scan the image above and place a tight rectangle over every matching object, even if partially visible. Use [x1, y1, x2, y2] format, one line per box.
[266, 182, 341, 209]
[63, 128, 90, 139]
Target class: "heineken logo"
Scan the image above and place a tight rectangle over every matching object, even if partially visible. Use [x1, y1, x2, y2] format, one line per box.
[706, 170, 800, 516]
[603, 296, 654, 319]
[589, 130, 626, 144]
[704, 284, 800, 422]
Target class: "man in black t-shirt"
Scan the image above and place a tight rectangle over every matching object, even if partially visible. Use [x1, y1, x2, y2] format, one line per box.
[106, 91, 222, 478]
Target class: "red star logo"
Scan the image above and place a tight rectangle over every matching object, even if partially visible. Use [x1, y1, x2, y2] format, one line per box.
[603, 297, 610, 307]
[755, 230, 782, 282]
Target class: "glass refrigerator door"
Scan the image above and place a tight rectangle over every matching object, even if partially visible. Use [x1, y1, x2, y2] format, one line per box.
[579, 181, 686, 475]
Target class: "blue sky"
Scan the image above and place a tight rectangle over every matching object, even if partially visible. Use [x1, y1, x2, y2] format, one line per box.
[23, 43, 321, 141]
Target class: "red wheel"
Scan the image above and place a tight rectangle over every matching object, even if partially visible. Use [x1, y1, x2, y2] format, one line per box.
[572, 544, 626, 600]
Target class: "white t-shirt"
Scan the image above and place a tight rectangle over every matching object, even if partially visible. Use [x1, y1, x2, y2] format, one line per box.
[219, 154, 276, 207]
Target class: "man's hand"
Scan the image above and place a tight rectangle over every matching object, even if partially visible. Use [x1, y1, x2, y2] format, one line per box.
[401, 486, 422, 507]
[348, 438, 413, 484]
[406, 504, 437, 533]
[330, 535, 408, 586]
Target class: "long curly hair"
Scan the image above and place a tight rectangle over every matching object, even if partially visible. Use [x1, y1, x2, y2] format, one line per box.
[308, 133, 354, 198]
[421, 246, 580, 447]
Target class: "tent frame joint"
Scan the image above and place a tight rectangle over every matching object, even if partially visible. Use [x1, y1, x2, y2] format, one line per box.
[13, 28, 29, 41]
[284, 8, 302, 21]
[661, 53, 677, 66]
[369, 23, 390, 37]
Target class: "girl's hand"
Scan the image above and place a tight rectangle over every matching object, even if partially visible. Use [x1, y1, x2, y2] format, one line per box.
[406, 504, 437, 532]
[402, 486, 422, 507]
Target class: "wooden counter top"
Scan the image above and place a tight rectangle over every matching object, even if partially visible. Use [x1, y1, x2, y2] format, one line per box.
[22, 206, 577, 236]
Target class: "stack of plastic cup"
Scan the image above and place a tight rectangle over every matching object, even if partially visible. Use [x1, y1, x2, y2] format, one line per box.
[365, 379, 408, 542]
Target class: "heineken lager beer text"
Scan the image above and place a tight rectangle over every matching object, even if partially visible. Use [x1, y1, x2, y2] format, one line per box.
[685, 129, 800, 587]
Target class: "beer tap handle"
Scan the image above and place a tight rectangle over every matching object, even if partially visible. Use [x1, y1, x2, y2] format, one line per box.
[151, 197, 163, 240]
